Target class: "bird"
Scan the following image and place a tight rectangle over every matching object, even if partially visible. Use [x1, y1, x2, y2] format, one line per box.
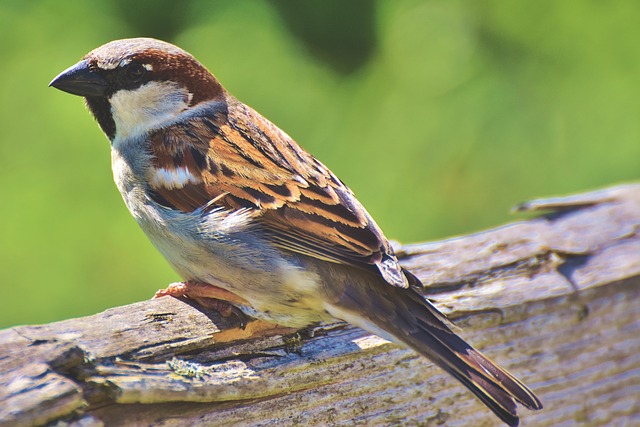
[49, 38, 542, 426]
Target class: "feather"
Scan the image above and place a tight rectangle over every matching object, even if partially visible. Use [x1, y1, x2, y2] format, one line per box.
[329, 267, 543, 427]
[147, 97, 408, 288]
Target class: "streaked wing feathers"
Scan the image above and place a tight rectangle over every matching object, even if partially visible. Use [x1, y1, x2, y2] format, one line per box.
[147, 99, 408, 288]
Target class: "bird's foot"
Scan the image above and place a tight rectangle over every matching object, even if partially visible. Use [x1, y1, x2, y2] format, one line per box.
[154, 281, 251, 328]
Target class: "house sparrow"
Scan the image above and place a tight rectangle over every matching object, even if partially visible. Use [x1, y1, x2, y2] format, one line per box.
[50, 38, 542, 426]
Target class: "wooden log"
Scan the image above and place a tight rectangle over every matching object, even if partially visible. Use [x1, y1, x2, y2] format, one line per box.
[1, 183, 639, 427]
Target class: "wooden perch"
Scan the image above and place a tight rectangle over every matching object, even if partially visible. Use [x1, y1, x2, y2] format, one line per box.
[1, 184, 639, 427]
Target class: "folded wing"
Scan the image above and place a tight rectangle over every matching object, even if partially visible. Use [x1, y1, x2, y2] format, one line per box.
[147, 99, 408, 287]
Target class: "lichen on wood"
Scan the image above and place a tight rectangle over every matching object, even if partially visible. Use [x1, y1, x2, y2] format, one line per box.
[1, 184, 639, 426]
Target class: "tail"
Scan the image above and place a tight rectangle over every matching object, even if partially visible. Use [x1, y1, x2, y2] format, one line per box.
[330, 269, 543, 427]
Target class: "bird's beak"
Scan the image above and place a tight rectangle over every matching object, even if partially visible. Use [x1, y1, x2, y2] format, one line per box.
[49, 59, 108, 97]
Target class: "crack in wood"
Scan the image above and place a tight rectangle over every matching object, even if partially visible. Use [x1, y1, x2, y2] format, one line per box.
[2, 183, 639, 426]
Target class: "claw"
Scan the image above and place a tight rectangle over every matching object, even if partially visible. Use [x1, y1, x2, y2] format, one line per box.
[231, 306, 250, 330]
[153, 281, 252, 328]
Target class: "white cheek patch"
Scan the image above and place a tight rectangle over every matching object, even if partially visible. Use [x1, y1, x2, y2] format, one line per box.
[110, 81, 189, 141]
[150, 166, 202, 190]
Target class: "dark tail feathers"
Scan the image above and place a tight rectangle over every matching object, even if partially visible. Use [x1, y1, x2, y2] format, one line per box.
[341, 269, 543, 426]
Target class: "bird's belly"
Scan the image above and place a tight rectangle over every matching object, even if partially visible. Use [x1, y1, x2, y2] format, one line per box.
[111, 143, 331, 327]
[137, 207, 332, 328]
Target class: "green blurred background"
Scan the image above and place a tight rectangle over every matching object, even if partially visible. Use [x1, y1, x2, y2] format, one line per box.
[1, 0, 638, 328]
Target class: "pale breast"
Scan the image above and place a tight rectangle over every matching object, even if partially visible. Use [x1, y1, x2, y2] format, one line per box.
[111, 136, 335, 327]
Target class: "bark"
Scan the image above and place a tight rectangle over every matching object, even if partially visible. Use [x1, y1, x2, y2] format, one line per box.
[1, 184, 639, 427]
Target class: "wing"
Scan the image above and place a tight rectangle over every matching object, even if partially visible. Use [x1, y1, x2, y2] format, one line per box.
[147, 99, 409, 288]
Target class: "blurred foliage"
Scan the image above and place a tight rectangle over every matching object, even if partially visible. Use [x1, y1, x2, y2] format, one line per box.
[0, 0, 638, 328]
[110, 0, 193, 41]
[268, 0, 378, 74]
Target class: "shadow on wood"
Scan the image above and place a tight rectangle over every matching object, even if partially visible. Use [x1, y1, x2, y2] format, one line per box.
[1, 184, 639, 426]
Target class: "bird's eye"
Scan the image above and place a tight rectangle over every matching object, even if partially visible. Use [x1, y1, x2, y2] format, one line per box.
[125, 63, 146, 82]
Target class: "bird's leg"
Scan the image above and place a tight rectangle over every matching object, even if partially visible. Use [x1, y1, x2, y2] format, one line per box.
[154, 281, 251, 326]
[154, 281, 249, 305]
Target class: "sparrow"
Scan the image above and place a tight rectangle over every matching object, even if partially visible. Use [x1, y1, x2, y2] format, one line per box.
[50, 38, 542, 426]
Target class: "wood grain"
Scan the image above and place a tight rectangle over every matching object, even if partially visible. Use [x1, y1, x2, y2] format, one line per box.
[1, 183, 639, 427]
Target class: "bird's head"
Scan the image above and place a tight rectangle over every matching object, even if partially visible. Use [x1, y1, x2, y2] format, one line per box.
[50, 38, 224, 141]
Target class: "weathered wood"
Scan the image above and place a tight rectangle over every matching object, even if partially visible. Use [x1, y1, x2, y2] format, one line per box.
[1, 183, 639, 427]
